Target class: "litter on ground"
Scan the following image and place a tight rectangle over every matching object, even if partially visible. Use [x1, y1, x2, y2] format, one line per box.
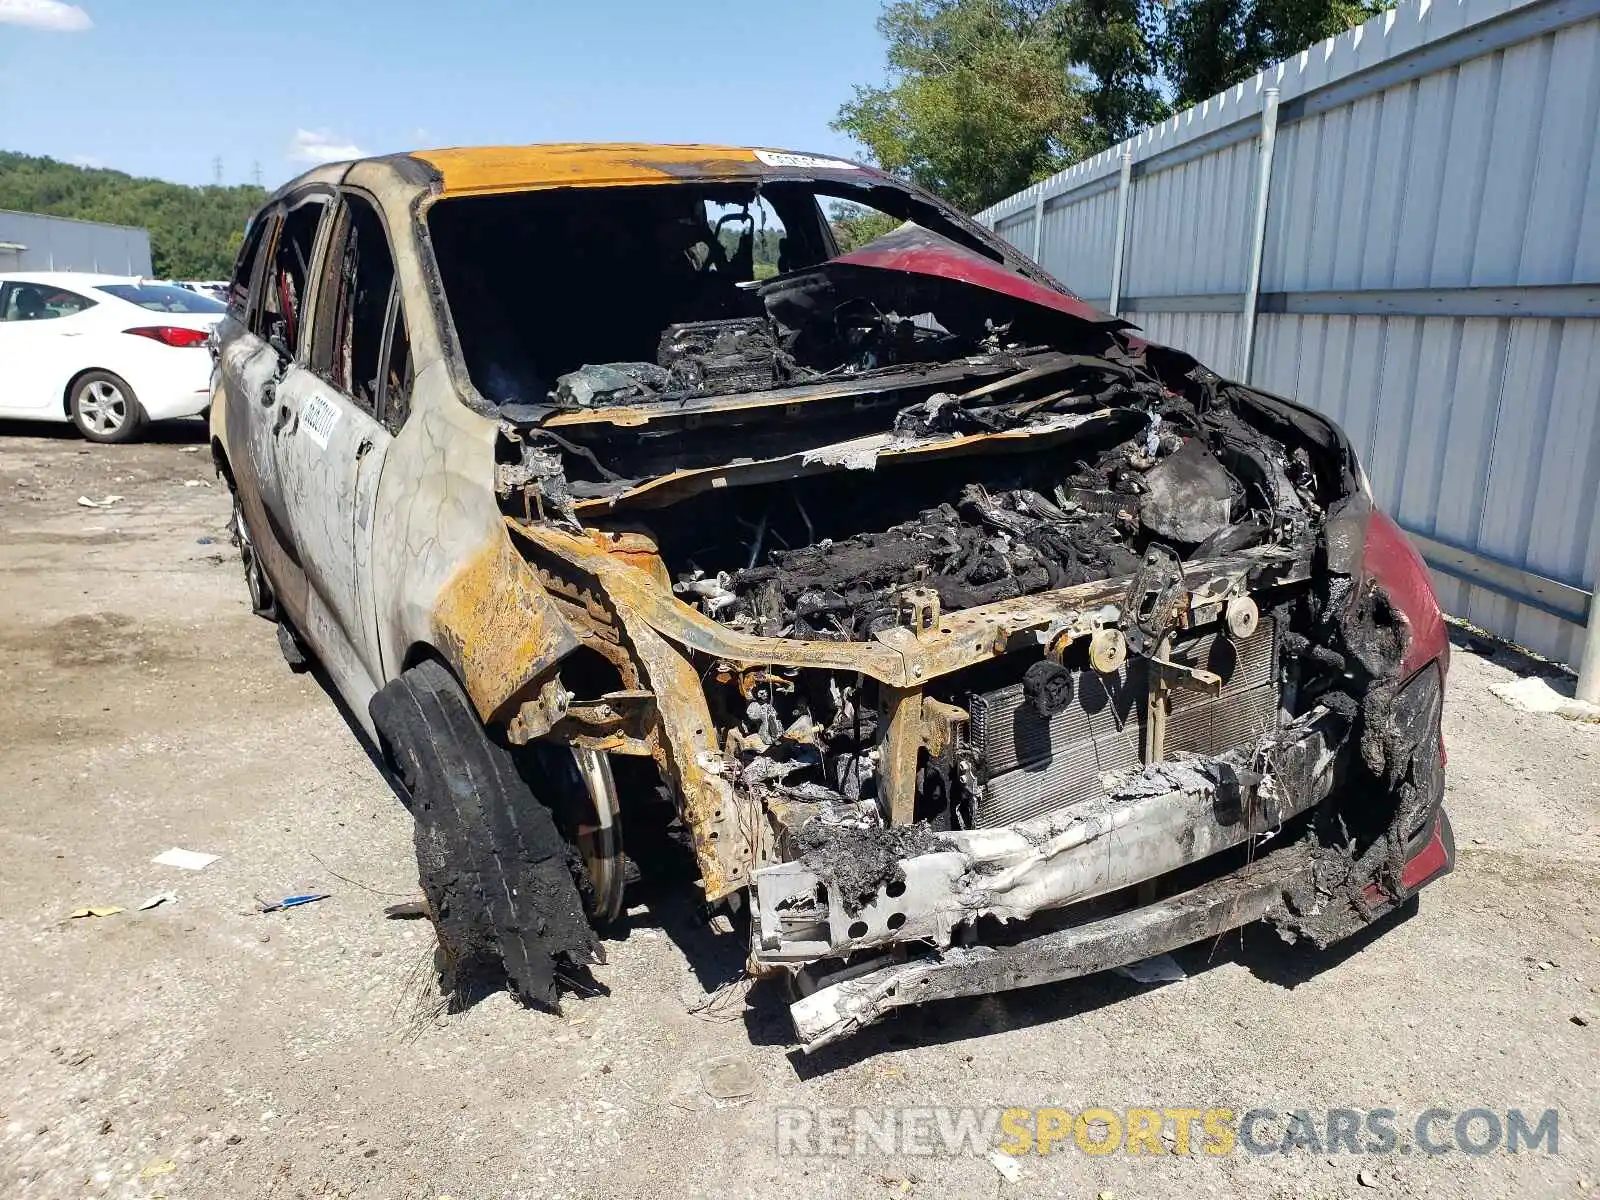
[256, 892, 331, 913]
[152, 847, 220, 871]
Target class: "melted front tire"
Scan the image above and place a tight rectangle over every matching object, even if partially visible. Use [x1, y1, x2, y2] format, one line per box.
[369, 660, 600, 1010]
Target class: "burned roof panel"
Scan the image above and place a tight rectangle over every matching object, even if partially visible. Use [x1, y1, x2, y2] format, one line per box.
[413, 144, 887, 197]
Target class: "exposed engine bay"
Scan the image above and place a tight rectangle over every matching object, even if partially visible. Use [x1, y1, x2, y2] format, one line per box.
[429, 176, 1452, 1046]
[676, 402, 1316, 641]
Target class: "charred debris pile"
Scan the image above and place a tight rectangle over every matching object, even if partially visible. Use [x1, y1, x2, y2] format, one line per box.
[540, 240, 1081, 413]
[501, 241, 1333, 574]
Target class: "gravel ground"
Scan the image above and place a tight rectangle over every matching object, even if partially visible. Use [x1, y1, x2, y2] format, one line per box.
[1, 423, 1596, 1200]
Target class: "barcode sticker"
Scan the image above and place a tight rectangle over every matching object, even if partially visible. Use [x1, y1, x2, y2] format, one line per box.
[754, 150, 859, 171]
[300, 393, 340, 450]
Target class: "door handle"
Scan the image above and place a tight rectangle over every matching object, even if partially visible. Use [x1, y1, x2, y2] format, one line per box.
[355, 437, 373, 460]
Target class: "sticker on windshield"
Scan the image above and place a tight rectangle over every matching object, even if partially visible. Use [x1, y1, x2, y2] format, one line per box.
[754, 150, 860, 171]
[300, 393, 340, 450]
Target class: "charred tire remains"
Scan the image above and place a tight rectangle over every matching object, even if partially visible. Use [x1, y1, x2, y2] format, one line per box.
[369, 660, 600, 1009]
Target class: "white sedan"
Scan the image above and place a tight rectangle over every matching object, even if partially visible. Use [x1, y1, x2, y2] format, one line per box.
[0, 273, 225, 442]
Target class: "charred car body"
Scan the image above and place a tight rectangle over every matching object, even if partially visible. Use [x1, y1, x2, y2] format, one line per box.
[211, 144, 1453, 1049]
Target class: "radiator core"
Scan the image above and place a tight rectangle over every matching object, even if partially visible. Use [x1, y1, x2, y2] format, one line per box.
[966, 619, 1279, 828]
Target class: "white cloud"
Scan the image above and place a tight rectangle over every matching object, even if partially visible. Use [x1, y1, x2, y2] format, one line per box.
[0, 1, 93, 32]
[68, 153, 102, 168]
[287, 128, 367, 164]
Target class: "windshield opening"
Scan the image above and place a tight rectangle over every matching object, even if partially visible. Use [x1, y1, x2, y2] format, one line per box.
[425, 178, 1039, 411]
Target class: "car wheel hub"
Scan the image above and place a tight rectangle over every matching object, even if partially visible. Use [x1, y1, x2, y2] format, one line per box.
[570, 746, 626, 923]
[231, 497, 270, 613]
[79, 381, 127, 434]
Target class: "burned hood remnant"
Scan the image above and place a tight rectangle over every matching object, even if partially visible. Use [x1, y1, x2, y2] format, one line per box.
[231, 144, 1452, 1047]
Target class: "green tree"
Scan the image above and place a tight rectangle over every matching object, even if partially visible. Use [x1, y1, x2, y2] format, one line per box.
[0, 152, 266, 278]
[832, 0, 1097, 213]
[1061, 0, 1170, 146]
[829, 203, 905, 252]
[836, 0, 1395, 211]
[1162, 0, 1393, 107]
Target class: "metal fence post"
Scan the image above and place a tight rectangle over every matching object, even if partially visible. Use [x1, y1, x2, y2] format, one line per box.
[1030, 189, 1047, 264]
[1577, 591, 1600, 705]
[1107, 147, 1135, 316]
[1239, 86, 1281, 383]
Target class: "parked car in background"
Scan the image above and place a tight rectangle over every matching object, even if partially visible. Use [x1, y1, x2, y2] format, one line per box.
[0, 273, 224, 442]
[212, 144, 1453, 1049]
[176, 280, 229, 304]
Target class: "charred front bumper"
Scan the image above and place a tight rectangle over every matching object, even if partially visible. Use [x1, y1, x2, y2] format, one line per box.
[788, 807, 1454, 1049]
[754, 665, 1451, 1049]
[753, 705, 1344, 967]
[505, 520, 1449, 1047]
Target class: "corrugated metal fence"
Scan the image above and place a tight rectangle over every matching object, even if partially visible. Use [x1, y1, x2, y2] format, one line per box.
[976, 0, 1600, 684]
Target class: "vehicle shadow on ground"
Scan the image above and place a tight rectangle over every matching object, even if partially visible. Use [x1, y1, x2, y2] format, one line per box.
[774, 899, 1422, 1076]
[604, 809, 752, 996]
[296, 657, 401, 799]
[0, 416, 208, 444]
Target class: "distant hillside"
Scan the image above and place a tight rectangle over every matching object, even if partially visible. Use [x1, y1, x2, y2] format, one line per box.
[0, 151, 267, 279]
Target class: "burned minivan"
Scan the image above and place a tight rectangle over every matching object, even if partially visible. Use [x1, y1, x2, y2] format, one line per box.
[211, 144, 1453, 1048]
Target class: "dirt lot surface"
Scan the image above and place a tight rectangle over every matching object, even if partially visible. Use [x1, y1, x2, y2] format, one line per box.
[1, 424, 1596, 1200]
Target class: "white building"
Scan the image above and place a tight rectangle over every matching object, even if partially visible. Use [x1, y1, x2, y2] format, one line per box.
[0, 210, 152, 274]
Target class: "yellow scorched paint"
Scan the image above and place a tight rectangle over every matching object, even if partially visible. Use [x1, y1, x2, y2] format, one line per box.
[415, 143, 775, 196]
[429, 536, 581, 720]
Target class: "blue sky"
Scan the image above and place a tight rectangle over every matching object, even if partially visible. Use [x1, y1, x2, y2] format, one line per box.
[0, 0, 889, 187]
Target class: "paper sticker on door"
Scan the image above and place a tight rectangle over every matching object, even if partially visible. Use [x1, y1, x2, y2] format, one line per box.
[300, 394, 340, 450]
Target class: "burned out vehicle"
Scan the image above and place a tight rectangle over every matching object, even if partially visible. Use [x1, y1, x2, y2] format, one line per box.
[211, 144, 1453, 1049]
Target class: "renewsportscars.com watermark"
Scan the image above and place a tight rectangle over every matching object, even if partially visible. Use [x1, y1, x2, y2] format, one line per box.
[775, 1106, 1561, 1158]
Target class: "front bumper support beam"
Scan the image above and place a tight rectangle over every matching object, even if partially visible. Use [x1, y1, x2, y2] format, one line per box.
[753, 708, 1343, 965]
[791, 842, 1314, 1050]
[790, 806, 1457, 1050]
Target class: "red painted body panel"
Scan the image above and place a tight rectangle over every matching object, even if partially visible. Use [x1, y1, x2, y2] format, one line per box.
[1363, 507, 1450, 680]
[833, 226, 1120, 328]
